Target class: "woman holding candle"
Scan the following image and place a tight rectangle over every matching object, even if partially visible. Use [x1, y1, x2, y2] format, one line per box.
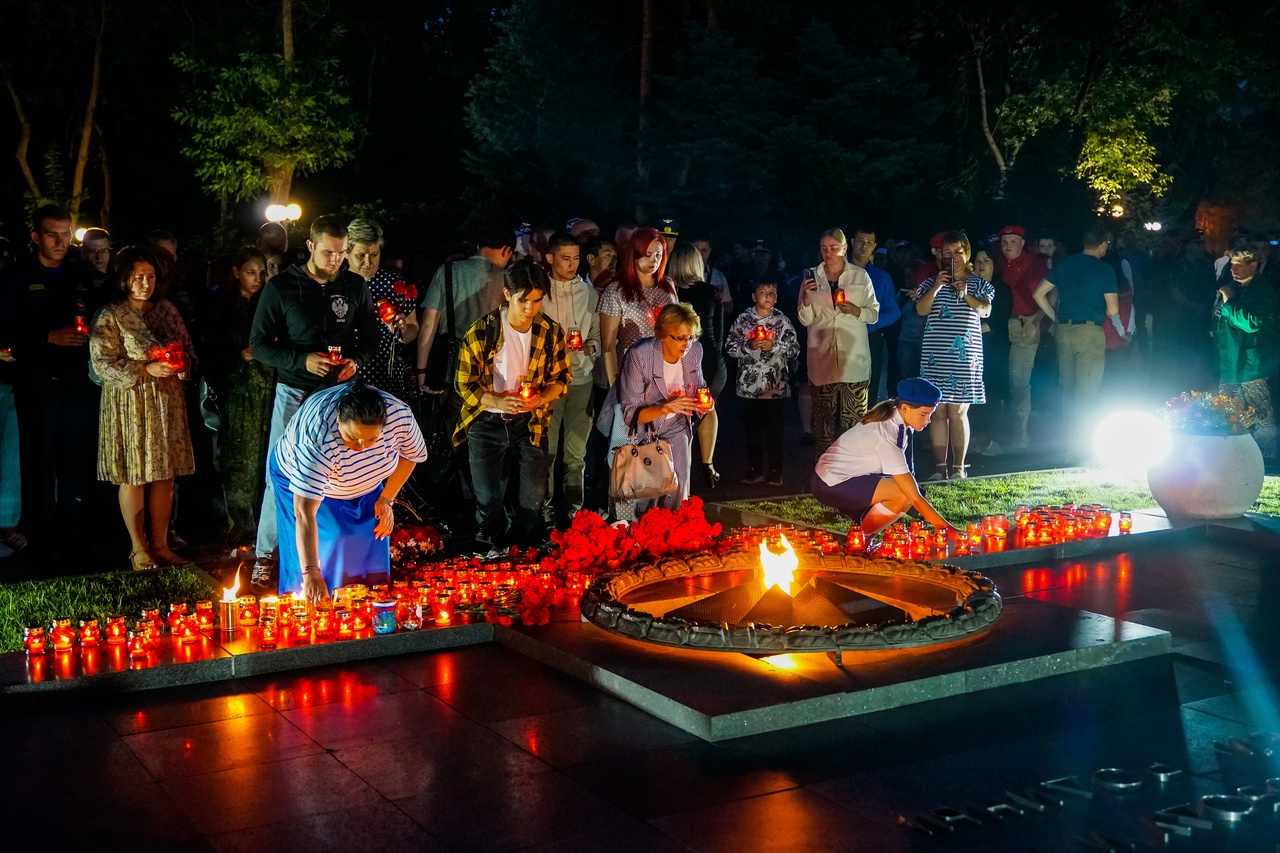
[812, 378, 958, 538]
[270, 376, 427, 604]
[346, 219, 419, 399]
[90, 246, 196, 570]
[205, 247, 276, 544]
[669, 242, 727, 489]
[600, 303, 708, 515]
[914, 231, 994, 480]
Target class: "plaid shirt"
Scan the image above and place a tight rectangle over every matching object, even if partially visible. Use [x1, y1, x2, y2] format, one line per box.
[453, 308, 571, 447]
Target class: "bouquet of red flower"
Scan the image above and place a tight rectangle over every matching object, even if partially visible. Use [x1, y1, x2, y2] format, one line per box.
[389, 523, 445, 568]
[146, 342, 187, 373]
[516, 580, 554, 626]
[547, 510, 639, 575]
[392, 279, 418, 304]
[630, 497, 722, 560]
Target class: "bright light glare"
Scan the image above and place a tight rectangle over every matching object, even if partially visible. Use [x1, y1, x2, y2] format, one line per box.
[762, 654, 799, 670]
[285, 203, 302, 221]
[1144, 221, 1162, 231]
[1093, 411, 1171, 471]
[265, 204, 287, 222]
[74, 228, 88, 242]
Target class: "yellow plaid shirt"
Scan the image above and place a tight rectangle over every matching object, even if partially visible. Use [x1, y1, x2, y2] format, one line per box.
[453, 309, 571, 448]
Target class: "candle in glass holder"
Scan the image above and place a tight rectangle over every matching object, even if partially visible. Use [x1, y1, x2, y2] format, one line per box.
[141, 608, 162, 636]
[176, 615, 199, 644]
[238, 595, 259, 626]
[106, 616, 127, 645]
[127, 630, 150, 660]
[258, 616, 278, 649]
[314, 605, 334, 639]
[23, 625, 46, 655]
[327, 345, 342, 364]
[566, 328, 583, 350]
[833, 288, 846, 304]
[259, 595, 279, 624]
[336, 609, 354, 638]
[78, 619, 100, 648]
[372, 599, 397, 634]
[167, 602, 188, 634]
[195, 600, 215, 631]
[50, 618, 75, 652]
[966, 522, 982, 546]
[846, 529, 866, 551]
[934, 528, 949, 549]
[375, 298, 398, 324]
[291, 608, 312, 644]
[1095, 509, 1113, 533]
[399, 604, 422, 632]
[1118, 511, 1133, 533]
[74, 314, 89, 335]
[434, 594, 453, 624]
[696, 386, 713, 412]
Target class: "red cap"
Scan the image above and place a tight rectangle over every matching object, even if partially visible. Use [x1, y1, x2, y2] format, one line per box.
[929, 232, 945, 249]
[999, 225, 1025, 238]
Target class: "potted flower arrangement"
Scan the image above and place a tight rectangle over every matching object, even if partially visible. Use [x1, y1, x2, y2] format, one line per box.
[1147, 391, 1264, 518]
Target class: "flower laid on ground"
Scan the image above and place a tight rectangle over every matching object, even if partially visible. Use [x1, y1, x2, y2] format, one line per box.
[1164, 391, 1257, 435]
[629, 496, 723, 559]
[547, 510, 640, 575]
[389, 523, 444, 567]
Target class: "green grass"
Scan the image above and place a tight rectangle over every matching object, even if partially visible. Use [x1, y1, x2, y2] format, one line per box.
[733, 470, 1280, 533]
[0, 567, 216, 654]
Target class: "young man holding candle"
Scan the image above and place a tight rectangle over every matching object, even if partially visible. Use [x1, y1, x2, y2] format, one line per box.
[725, 281, 800, 485]
[455, 260, 571, 551]
[539, 233, 600, 525]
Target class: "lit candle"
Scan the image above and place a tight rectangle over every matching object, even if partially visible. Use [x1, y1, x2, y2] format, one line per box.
[696, 386, 713, 412]
[376, 299, 398, 324]
[336, 609, 354, 638]
[518, 378, 536, 401]
[238, 595, 259, 626]
[168, 603, 188, 634]
[314, 605, 334, 639]
[1095, 510, 1112, 534]
[127, 631, 150, 660]
[106, 616, 127, 645]
[74, 314, 88, 335]
[23, 625, 46, 655]
[259, 616, 278, 649]
[291, 608, 312, 644]
[966, 522, 982, 546]
[566, 328, 583, 350]
[833, 288, 846, 304]
[50, 618, 75, 652]
[195, 600, 215, 631]
[434, 594, 453, 624]
[1118, 512, 1133, 534]
[846, 529, 866, 551]
[177, 616, 199, 644]
[78, 619, 100, 648]
[327, 345, 342, 364]
[259, 596, 279, 623]
[141, 608, 163, 636]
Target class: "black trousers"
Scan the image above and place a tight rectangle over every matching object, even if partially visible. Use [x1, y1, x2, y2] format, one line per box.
[743, 398, 785, 476]
[15, 375, 99, 553]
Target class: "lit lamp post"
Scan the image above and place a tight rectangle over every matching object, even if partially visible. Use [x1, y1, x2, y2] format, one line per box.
[265, 203, 303, 246]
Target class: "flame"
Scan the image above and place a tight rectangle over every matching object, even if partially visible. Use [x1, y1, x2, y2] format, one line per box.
[221, 570, 240, 603]
[758, 535, 798, 595]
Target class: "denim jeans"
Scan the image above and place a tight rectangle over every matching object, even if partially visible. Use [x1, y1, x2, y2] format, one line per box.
[255, 383, 305, 558]
[545, 381, 593, 521]
[468, 411, 549, 547]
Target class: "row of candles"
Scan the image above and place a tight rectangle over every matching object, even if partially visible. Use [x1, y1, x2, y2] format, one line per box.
[863, 504, 1132, 560]
[20, 568, 556, 658]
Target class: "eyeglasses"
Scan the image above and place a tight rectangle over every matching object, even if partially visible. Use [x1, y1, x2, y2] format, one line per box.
[667, 335, 697, 343]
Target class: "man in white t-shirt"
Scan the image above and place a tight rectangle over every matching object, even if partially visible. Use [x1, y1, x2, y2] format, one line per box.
[455, 260, 572, 549]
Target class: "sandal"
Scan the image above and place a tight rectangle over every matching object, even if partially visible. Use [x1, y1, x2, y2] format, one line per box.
[925, 463, 949, 482]
[702, 463, 721, 489]
[130, 550, 158, 571]
[951, 464, 969, 479]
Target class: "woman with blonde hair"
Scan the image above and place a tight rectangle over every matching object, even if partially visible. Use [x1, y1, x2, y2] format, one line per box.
[667, 242, 725, 488]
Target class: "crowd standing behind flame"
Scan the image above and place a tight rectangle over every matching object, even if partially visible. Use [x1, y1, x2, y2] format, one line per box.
[0, 206, 1275, 576]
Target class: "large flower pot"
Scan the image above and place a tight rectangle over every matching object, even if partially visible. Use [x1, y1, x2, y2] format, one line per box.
[1146, 432, 1264, 519]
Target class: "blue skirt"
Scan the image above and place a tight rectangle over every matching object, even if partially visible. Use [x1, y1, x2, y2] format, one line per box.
[269, 449, 390, 595]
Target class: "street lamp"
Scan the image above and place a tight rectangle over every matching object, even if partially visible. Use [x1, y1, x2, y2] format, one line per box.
[74, 228, 88, 242]
[1143, 221, 1162, 231]
[265, 203, 302, 223]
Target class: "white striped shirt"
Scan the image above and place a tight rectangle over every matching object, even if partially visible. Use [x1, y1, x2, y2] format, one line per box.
[274, 384, 428, 501]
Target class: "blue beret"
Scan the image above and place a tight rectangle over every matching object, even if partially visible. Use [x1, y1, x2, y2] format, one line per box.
[896, 378, 942, 407]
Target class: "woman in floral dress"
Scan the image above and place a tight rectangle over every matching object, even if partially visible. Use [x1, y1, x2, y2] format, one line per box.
[90, 246, 195, 569]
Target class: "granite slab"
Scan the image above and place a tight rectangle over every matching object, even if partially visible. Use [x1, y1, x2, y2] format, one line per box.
[497, 597, 1170, 742]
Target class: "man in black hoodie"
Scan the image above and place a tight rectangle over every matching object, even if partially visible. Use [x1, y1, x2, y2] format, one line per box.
[249, 215, 377, 587]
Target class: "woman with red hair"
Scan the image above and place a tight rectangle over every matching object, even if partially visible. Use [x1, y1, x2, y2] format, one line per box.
[598, 227, 678, 386]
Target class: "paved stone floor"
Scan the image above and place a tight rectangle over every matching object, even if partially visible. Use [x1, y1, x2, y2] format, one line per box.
[4, 537, 1280, 851]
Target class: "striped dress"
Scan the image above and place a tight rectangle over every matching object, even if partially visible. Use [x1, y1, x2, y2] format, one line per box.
[270, 383, 428, 593]
[914, 274, 995, 404]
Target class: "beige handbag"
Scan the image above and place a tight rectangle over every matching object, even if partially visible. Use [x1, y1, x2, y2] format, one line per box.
[609, 423, 678, 501]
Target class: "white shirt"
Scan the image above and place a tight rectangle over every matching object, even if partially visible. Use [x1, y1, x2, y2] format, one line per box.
[660, 357, 683, 428]
[486, 308, 532, 412]
[814, 410, 910, 487]
[796, 259, 880, 385]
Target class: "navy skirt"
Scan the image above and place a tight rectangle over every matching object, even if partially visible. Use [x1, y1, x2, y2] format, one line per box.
[270, 449, 390, 595]
[810, 472, 889, 523]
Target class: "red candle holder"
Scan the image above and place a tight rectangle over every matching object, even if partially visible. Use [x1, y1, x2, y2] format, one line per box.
[106, 616, 127, 645]
[696, 386, 713, 412]
[259, 596, 279, 624]
[175, 616, 199, 644]
[1118, 512, 1133, 534]
[141, 608, 163, 636]
[434, 594, 453, 624]
[74, 314, 89, 335]
[50, 618, 75, 653]
[238, 595, 259, 626]
[833, 289, 846, 304]
[518, 379, 536, 401]
[314, 606, 334, 639]
[846, 529, 866, 551]
[127, 631, 150, 660]
[258, 616, 279, 649]
[376, 299, 398, 324]
[1095, 511, 1113, 534]
[352, 600, 370, 632]
[291, 608, 312, 644]
[78, 619, 100, 648]
[566, 328, 583, 350]
[328, 345, 342, 364]
[965, 522, 982, 546]
[195, 600, 215, 631]
[336, 609, 354, 639]
[23, 625, 46, 655]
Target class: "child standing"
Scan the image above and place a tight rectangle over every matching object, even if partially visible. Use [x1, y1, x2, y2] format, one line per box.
[726, 281, 800, 484]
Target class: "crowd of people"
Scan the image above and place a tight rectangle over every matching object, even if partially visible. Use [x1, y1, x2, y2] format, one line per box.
[0, 204, 1275, 592]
